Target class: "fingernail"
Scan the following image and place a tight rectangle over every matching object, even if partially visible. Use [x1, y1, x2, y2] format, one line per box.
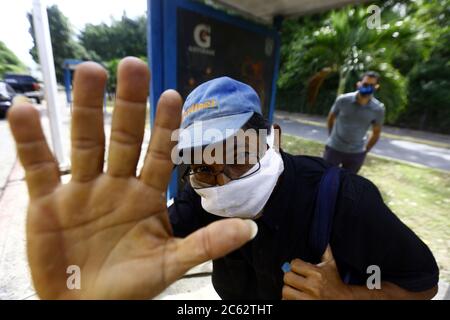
[281, 262, 291, 273]
[244, 219, 258, 240]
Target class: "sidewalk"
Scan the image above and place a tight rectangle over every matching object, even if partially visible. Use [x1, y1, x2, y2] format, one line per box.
[0, 121, 17, 194]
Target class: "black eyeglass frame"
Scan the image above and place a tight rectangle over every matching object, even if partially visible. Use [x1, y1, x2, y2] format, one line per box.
[179, 155, 262, 190]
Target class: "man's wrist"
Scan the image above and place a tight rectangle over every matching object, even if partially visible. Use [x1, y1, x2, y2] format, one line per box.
[343, 284, 355, 300]
[346, 284, 389, 300]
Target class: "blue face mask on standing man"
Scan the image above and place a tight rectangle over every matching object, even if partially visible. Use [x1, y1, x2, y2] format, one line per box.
[359, 84, 375, 96]
[359, 85, 375, 96]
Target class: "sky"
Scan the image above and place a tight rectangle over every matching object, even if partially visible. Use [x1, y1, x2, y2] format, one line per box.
[0, 0, 147, 70]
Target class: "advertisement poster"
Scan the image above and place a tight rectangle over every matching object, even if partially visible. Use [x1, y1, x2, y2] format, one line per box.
[177, 8, 276, 117]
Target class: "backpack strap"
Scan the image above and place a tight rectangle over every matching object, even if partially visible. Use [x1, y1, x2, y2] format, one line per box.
[309, 166, 341, 261]
[309, 166, 352, 284]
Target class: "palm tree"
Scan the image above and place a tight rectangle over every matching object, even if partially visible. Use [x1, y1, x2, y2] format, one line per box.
[278, 4, 415, 123]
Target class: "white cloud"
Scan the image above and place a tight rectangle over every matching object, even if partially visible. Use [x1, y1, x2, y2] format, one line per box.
[0, 0, 147, 70]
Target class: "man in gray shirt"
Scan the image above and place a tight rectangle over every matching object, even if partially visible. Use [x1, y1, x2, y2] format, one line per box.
[324, 71, 385, 173]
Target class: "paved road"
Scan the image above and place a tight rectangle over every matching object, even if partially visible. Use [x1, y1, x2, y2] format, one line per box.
[275, 116, 450, 171]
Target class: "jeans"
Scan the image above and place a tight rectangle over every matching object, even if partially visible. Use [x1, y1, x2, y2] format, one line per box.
[323, 145, 367, 174]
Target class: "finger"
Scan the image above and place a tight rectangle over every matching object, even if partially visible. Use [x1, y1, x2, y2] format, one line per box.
[107, 57, 149, 177]
[71, 62, 107, 181]
[139, 90, 182, 191]
[318, 245, 335, 267]
[164, 219, 258, 284]
[322, 245, 334, 261]
[7, 101, 60, 199]
[290, 258, 320, 277]
[283, 271, 309, 291]
[282, 285, 314, 300]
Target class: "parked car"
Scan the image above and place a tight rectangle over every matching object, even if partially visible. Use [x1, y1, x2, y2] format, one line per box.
[3, 73, 43, 104]
[0, 81, 16, 118]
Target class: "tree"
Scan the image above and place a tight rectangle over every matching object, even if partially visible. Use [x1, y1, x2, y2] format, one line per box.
[0, 41, 26, 77]
[277, 0, 450, 132]
[278, 4, 415, 123]
[80, 14, 147, 62]
[105, 58, 119, 95]
[400, 3, 450, 133]
[28, 5, 91, 83]
[105, 56, 147, 95]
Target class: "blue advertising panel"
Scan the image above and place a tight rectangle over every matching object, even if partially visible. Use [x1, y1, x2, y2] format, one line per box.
[148, 0, 281, 198]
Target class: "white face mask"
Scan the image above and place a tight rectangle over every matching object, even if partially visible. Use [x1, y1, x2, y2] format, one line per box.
[192, 144, 284, 219]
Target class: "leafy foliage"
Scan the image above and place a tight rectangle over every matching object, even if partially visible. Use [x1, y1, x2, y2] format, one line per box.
[277, 0, 450, 132]
[401, 26, 450, 132]
[28, 5, 91, 83]
[80, 15, 147, 62]
[0, 41, 26, 77]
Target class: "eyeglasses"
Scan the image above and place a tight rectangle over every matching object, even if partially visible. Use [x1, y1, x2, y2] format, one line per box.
[181, 152, 261, 189]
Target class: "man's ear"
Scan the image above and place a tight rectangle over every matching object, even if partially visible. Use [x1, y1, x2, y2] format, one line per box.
[273, 123, 282, 152]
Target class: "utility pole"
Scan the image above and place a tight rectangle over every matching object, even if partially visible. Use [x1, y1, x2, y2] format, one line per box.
[32, 0, 68, 168]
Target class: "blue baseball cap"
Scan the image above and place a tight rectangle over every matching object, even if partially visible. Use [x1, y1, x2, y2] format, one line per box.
[178, 76, 262, 150]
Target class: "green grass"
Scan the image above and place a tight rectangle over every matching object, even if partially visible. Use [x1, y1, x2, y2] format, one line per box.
[283, 134, 450, 282]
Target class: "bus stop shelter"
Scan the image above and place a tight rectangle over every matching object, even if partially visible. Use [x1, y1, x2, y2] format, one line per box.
[63, 59, 82, 104]
[147, 0, 366, 198]
[209, 0, 368, 22]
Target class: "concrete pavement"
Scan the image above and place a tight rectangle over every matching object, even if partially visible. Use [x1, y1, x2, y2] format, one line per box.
[0, 119, 17, 194]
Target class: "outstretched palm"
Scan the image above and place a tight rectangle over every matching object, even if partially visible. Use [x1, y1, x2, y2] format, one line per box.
[8, 58, 256, 299]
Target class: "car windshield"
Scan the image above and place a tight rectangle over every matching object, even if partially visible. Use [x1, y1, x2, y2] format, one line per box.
[0, 82, 15, 95]
[0, 82, 7, 95]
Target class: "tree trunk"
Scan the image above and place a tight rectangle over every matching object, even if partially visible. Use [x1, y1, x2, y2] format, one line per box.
[337, 70, 348, 96]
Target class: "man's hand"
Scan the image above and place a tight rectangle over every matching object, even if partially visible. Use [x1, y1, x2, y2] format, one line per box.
[365, 124, 382, 153]
[282, 246, 352, 300]
[326, 112, 336, 136]
[282, 246, 438, 300]
[7, 57, 257, 299]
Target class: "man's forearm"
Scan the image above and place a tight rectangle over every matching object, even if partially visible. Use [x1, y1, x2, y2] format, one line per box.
[327, 117, 335, 135]
[348, 282, 438, 300]
[365, 133, 380, 152]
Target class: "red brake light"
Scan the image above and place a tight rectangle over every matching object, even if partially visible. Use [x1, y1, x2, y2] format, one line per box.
[33, 82, 40, 90]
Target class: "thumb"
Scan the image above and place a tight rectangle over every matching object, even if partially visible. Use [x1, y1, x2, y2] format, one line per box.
[318, 245, 335, 267]
[164, 219, 258, 284]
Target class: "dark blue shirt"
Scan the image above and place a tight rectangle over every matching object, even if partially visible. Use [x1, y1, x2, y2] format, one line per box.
[168, 151, 439, 299]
